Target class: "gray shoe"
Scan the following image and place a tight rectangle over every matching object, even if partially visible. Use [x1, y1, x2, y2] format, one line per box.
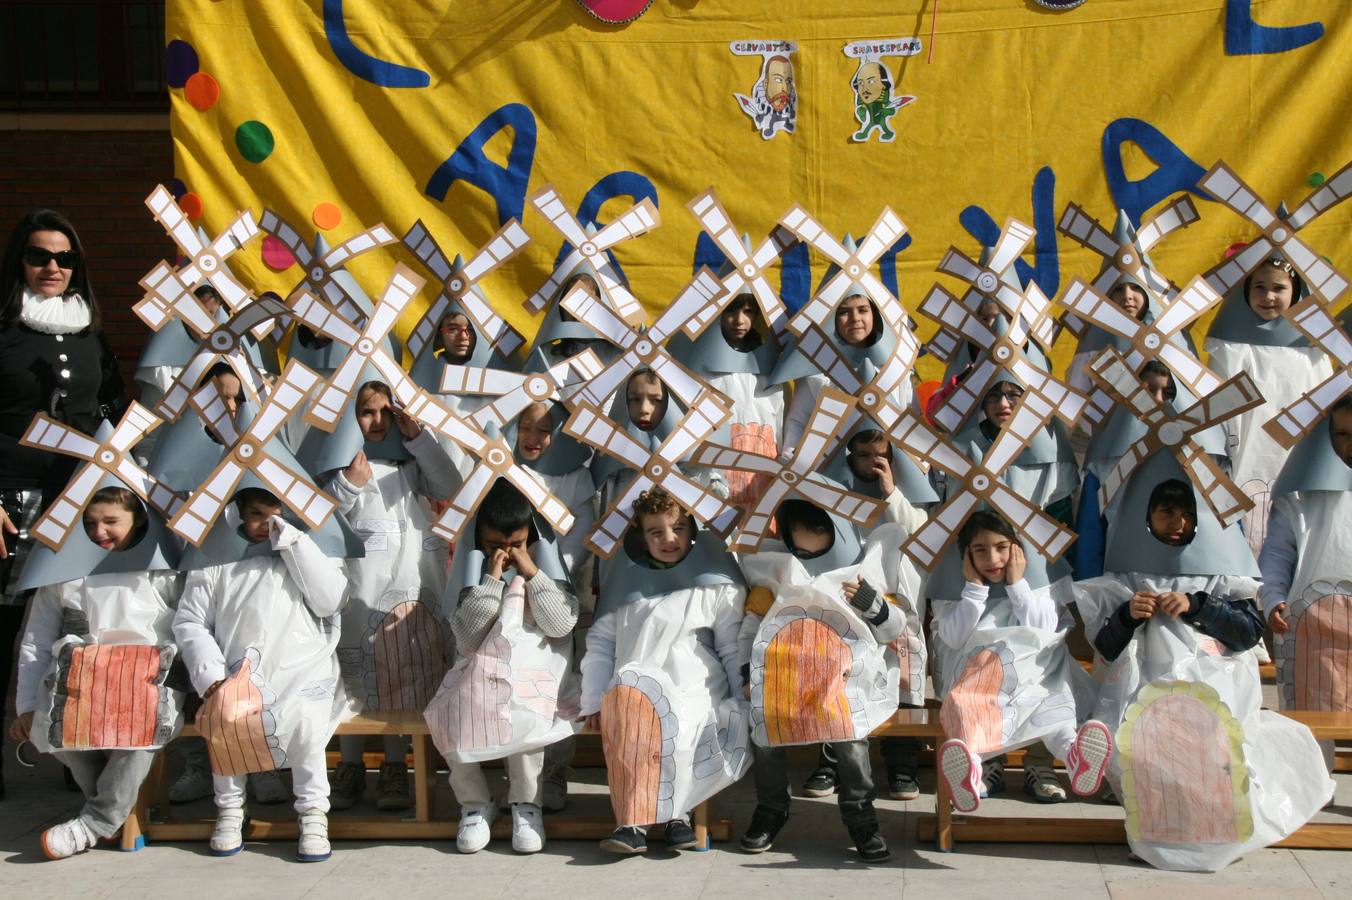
[329, 762, 364, 811]
[169, 765, 214, 804]
[542, 767, 568, 813]
[249, 770, 289, 805]
[375, 762, 411, 812]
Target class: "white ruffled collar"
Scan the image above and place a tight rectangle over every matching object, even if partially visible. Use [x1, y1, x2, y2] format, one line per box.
[20, 289, 91, 335]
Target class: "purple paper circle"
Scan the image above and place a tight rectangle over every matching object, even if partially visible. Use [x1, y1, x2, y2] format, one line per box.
[165, 40, 199, 89]
[166, 178, 188, 199]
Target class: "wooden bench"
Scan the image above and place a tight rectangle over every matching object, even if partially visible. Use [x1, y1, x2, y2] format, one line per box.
[127, 710, 731, 849]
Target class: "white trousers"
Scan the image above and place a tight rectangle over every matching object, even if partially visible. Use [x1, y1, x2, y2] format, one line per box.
[449, 750, 544, 807]
[213, 747, 330, 813]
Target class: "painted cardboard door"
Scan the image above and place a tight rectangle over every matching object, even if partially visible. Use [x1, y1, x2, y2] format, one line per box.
[939, 645, 1015, 755]
[52, 644, 169, 750]
[600, 672, 676, 827]
[197, 648, 285, 775]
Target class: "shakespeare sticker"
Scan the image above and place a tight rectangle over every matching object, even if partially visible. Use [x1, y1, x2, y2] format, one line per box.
[844, 38, 920, 143]
[731, 41, 798, 140]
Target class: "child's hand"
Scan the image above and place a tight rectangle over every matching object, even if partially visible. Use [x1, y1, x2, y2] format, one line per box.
[872, 456, 895, 496]
[1157, 592, 1190, 618]
[962, 548, 983, 585]
[508, 545, 538, 579]
[841, 580, 860, 601]
[1006, 543, 1027, 583]
[487, 548, 509, 580]
[202, 679, 226, 700]
[1268, 602, 1290, 634]
[394, 407, 422, 440]
[1129, 592, 1157, 620]
[345, 450, 372, 487]
[0, 507, 17, 559]
[580, 712, 601, 732]
[742, 684, 751, 700]
[8, 711, 33, 742]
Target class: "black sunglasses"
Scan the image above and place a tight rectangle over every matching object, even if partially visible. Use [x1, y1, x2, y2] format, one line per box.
[23, 246, 77, 269]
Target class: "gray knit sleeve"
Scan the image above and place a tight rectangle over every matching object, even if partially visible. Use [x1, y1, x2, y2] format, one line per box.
[524, 570, 580, 639]
[450, 578, 506, 653]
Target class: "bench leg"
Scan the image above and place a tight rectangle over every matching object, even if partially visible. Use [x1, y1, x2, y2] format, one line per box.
[412, 733, 433, 823]
[692, 801, 711, 851]
[934, 758, 953, 852]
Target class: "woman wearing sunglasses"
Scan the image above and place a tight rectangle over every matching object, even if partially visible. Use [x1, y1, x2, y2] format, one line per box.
[0, 209, 124, 799]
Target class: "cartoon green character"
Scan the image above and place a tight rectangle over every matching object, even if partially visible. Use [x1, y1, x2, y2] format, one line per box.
[851, 59, 915, 143]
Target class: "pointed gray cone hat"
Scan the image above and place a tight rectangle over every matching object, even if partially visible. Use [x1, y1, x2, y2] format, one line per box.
[597, 519, 743, 617]
[588, 372, 686, 488]
[1102, 448, 1258, 577]
[926, 516, 1071, 604]
[1273, 412, 1352, 496]
[409, 253, 514, 392]
[146, 404, 234, 492]
[285, 237, 403, 372]
[768, 234, 897, 385]
[18, 420, 182, 591]
[770, 485, 866, 578]
[136, 302, 230, 369]
[1074, 210, 1168, 358]
[444, 482, 572, 613]
[178, 398, 365, 569]
[1205, 206, 1312, 347]
[668, 234, 781, 376]
[295, 362, 414, 475]
[526, 224, 622, 359]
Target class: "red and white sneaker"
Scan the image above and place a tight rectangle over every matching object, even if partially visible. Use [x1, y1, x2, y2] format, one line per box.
[939, 739, 982, 813]
[41, 818, 96, 860]
[1066, 720, 1113, 797]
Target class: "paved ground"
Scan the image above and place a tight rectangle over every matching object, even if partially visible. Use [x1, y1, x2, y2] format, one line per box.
[1, 743, 1349, 900]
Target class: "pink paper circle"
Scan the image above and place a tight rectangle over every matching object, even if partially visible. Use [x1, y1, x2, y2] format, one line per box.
[261, 235, 296, 271]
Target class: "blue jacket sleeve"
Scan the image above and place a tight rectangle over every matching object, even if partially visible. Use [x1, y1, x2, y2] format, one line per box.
[1183, 591, 1266, 653]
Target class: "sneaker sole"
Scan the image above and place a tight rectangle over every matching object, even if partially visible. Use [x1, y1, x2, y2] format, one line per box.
[939, 741, 981, 814]
[888, 789, 921, 801]
[739, 841, 773, 854]
[1070, 721, 1113, 796]
[599, 838, 646, 855]
[667, 839, 700, 851]
[859, 850, 892, 863]
[40, 831, 82, 860]
[800, 787, 836, 798]
[297, 850, 331, 863]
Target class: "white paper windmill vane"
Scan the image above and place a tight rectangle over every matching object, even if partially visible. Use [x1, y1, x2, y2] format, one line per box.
[1088, 348, 1263, 526]
[1199, 160, 1352, 305]
[19, 403, 183, 550]
[259, 209, 397, 321]
[137, 185, 260, 333]
[401, 218, 530, 362]
[439, 348, 603, 432]
[1263, 299, 1352, 449]
[169, 361, 336, 545]
[564, 391, 739, 558]
[1057, 195, 1197, 301]
[687, 188, 795, 336]
[690, 387, 885, 552]
[526, 185, 659, 325]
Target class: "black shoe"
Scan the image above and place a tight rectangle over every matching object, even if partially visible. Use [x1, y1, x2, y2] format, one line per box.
[801, 767, 837, 798]
[739, 806, 789, 853]
[887, 768, 921, 801]
[599, 826, 647, 855]
[852, 827, 890, 862]
[664, 818, 699, 851]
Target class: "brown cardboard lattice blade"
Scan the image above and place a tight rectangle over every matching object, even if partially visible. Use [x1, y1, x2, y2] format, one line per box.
[1285, 160, 1352, 231]
[299, 264, 426, 431]
[526, 184, 657, 325]
[153, 294, 288, 422]
[899, 386, 1077, 570]
[169, 361, 335, 546]
[1056, 197, 1195, 301]
[1262, 296, 1352, 449]
[429, 435, 575, 544]
[559, 268, 728, 411]
[564, 392, 735, 558]
[401, 218, 529, 361]
[690, 386, 884, 553]
[136, 262, 218, 337]
[259, 210, 397, 324]
[779, 205, 907, 335]
[1199, 161, 1350, 304]
[403, 391, 492, 460]
[1089, 347, 1260, 527]
[138, 184, 258, 329]
[187, 381, 242, 446]
[19, 403, 181, 550]
[686, 188, 795, 337]
[441, 348, 602, 432]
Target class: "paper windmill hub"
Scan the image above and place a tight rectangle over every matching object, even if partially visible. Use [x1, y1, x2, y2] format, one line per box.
[859, 390, 881, 409]
[486, 446, 510, 467]
[994, 346, 1012, 361]
[309, 265, 325, 282]
[524, 375, 552, 399]
[199, 254, 218, 272]
[210, 332, 233, 351]
[635, 339, 654, 356]
[646, 460, 668, 479]
[236, 441, 259, 461]
[1158, 422, 1184, 446]
[448, 276, 465, 292]
[1143, 334, 1162, 350]
[742, 262, 758, 278]
[579, 240, 597, 256]
[1271, 225, 1289, 243]
[1117, 249, 1135, 267]
[781, 470, 800, 484]
[357, 338, 376, 355]
[971, 474, 991, 492]
[98, 449, 116, 465]
[976, 272, 999, 293]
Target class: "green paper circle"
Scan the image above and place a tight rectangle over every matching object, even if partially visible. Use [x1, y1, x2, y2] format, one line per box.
[235, 121, 275, 163]
[1309, 171, 1327, 187]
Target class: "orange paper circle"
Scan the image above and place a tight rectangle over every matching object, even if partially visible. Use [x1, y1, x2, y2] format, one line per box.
[178, 192, 204, 221]
[312, 202, 342, 231]
[184, 71, 220, 111]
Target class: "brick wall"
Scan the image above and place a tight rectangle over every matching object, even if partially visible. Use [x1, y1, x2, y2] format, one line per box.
[0, 128, 174, 395]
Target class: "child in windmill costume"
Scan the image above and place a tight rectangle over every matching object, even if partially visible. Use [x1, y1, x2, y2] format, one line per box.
[173, 397, 361, 863]
[1075, 451, 1332, 871]
[736, 495, 918, 861]
[931, 510, 1109, 815]
[1204, 252, 1331, 557]
[299, 373, 460, 814]
[668, 244, 786, 510]
[11, 410, 185, 859]
[1260, 396, 1352, 773]
[580, 487, 750, 856]
[423, 478, 579, 855]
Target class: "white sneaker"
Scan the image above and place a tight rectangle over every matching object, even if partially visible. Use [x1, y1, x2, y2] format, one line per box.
[209, 808, 246, 857]
[511, 803, 545, 854]
[297, 808, 331, 862]
[456, 802, 496, 854]
[41, 818, 95, 860]
[939, 739, 982, 814]
[248, 770, 289, 805]
[1066, 720, 1114, 797]
[169, 765, 214, 804]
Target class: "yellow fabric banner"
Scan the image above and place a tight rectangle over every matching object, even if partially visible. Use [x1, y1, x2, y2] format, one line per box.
[166, 0, 1352, 377]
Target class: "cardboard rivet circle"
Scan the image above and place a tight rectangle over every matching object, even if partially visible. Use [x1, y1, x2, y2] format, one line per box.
[310, 266, 325, 282]
[210, 332, 232, 350]
[742, 263, 757, 278]
[994, 346, 1012, 361]
[449, 277, 464, 293]
[487, 448, 507, 466]
[238, 443, 255, 459]
[99, 449, 116, 465]
[636, 339, 653, 356]
[847, 263, 862, 277]
[1272, 227, 1288, 243]
[972, 474, 990, 491]
[198, 254, 218, 272]
[1159, 422, 1184, 446]
[580, 242, 597, 257]
[649, 461, 665, 478]
[861, 391, 878, 407]
[357, 338, 375, 355]
[1120, 252, 1134, 266]
[976, 272, 999, 293]
[526, 375, 549, 398]
[782, 471, 800, 484]
[1144, 333, 1162, 350]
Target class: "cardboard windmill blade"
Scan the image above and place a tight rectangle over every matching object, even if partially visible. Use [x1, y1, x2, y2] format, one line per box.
[401, 218, 530, 390]
[137, 184, 260, 332]
[901, 385, 1078, 570]
[292, 264, 425, 431]
[1058, 198, 1193, 301]
[439, 346, 602, 432]
[18, 403, 183, 550]
[1200, 160, 1352, 306]
[1263, 297, 1352, 449]
[559, 265, 731, 410]
[169, 360, 337, 546]
[153, 293, 287, 421]
[526, 184, 658, 326]
[919, 274, 1087, 432]
[1087, 347, 1262, 527]
[565, 390, 739, 558]
[689, 387, 885, 552]
[687, 188, 796, 336]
